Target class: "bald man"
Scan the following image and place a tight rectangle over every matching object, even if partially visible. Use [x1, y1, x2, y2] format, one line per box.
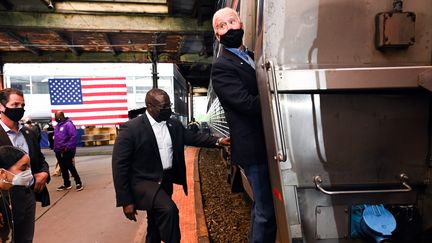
[112, 88, 229, 243]
[211, 7, 277, 243]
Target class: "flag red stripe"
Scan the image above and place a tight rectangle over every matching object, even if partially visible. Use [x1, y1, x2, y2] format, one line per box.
[51, 107, 128, 113]
[52, 114, 129, 121]
[83, 99, 128, 104]
[51, 120, 127, 127]
[82, 92, 127, 97]
[82, 84, 126, 89]
[80, 77, 126, 81]
[74, 122, 125, 126]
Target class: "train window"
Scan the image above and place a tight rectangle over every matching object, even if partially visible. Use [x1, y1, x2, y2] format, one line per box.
[125, 77, 134, 94]
[10, 76, 31, 94]
[136, 86, 151, 94]
[158, 76, 173, 96]
[31, 76, 49, 94]
[134, 76, 152, 94]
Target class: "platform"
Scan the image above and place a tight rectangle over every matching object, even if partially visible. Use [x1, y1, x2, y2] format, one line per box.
[33, 146, 208, 243]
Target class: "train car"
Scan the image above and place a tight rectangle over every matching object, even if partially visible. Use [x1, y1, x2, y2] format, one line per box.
[209, 0, 432, 242]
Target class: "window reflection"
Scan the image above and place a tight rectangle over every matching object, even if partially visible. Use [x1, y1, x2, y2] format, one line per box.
[32, 76, 49, 94]
[10, 76, 30, 94]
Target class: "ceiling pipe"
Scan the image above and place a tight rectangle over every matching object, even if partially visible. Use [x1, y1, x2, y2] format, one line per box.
[41, 0, 54, 10]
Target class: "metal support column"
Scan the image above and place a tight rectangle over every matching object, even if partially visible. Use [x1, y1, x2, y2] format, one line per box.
[151, 47, 158, 88]
[151, 34, 159, 88]
[0, 63, 4, 89]
[188, 82, 194, 122]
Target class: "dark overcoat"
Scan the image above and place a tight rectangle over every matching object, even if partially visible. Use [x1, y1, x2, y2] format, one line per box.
[112, 114, 218, 210]
[211, 47, 267, 166]
[0, 126, 51, 207]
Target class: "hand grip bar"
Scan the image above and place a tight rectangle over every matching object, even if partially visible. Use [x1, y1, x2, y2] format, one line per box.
[265, 60, 287, 162]
[313, 173, 412, 195]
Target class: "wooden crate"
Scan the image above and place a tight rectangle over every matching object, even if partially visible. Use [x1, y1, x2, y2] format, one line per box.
[83, 127, 117, 146]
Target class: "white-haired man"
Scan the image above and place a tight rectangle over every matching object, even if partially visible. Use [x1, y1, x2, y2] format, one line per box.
[211, 7, 277, 243]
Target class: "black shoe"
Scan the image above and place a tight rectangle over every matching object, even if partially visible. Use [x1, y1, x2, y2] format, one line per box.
[76, 184, 84, 191]
[57, 185, 72, 191]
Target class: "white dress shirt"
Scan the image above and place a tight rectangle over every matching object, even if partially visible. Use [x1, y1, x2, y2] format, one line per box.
[146, 111, 173, 170]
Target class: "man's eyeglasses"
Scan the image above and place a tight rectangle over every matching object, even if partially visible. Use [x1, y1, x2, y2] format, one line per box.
[216, 18, 240, 31]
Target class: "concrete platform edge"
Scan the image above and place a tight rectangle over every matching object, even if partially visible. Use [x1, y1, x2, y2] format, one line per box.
[193, 148, 210, 243]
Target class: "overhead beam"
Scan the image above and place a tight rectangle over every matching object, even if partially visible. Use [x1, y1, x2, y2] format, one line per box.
[55, 2, 168, 14]
[64, 0, 167, 3]
[0, 51, 150, 63]
[0, 11, 212, 33]
[4, 30, 41, 55]
[0, 51, 212, 64]
[54, 31, 81, 56]
[0, 0, 13, 10]
[103, 33, 118, 56]
[180, 53, 212, 64]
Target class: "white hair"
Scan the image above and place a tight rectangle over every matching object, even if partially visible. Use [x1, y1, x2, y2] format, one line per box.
[212, 7, 240, 33]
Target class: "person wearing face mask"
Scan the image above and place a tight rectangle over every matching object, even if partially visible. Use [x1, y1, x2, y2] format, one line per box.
[53, 111, 83, 191]
[0, 145, 32, 242]
[211, 7, 277, 243]
[0, 88, 50, 243]
[112, 88, 230, 243]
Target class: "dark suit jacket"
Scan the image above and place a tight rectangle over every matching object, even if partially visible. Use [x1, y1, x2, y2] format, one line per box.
[0, 125, 51, 207]
[112, 114, 218, 210]
[211, 47, 267, 166]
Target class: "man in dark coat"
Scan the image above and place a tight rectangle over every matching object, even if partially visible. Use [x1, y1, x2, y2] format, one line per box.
[211, 7, 277, 243]
[112, 88, 229, 243]
[0, 88, 50, 242]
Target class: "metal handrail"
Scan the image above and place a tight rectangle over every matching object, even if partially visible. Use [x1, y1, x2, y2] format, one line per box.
[313, 173, 412, 195]
[265, 60, 287, 162]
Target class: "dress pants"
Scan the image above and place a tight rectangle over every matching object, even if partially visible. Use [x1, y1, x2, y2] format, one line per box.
[145, 169, 180, 243]
[10, 186, 36, 243]
[55, 150, 82, 186]
[243, 163, 277, 243]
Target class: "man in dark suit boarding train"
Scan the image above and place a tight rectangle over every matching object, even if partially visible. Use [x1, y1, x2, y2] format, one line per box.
[112, 88, 229, 243]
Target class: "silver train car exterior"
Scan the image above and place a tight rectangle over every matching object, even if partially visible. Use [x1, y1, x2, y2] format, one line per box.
[208, 0, 432, 242]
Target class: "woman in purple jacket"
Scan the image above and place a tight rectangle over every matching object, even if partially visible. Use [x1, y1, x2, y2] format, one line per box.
[54, 111, 83, 191]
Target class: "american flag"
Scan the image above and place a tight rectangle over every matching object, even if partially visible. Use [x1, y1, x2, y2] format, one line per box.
[48, 77, 129, 126]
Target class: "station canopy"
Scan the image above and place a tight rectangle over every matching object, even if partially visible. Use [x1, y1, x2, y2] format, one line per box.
[0, 0, 218, 90]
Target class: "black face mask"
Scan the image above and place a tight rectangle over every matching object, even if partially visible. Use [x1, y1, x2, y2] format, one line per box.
[155, 108, 172, 122]
[220, 28, 244, 48]
[3, 107, 25, 122]
[55, 118, 62, 123]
